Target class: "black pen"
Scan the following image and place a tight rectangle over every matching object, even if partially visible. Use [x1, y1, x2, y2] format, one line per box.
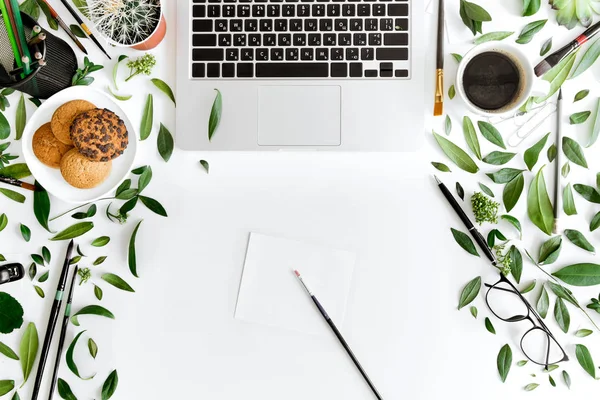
[434, 176, 498, 267]
[31, 239, 74, 400]
[294, 270, 383, 400]
[47, 265, 78, 400]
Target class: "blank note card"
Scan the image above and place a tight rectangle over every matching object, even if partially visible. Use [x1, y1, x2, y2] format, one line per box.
[234, 233, 356, 336]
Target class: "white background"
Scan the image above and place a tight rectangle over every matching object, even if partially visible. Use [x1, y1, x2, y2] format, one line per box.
[1, 0, 600, 399]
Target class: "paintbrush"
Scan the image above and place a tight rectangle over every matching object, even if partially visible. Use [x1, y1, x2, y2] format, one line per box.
[535, 20, 600, 77]
[0, 175, 35, 191]
[37, 0, 88, 55]
[59, 0, 111, 59]
[553, 88, 563, 234]
[434, 0, 444, 116]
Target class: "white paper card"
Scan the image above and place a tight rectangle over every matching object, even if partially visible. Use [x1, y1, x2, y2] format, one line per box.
[235, 233, 356, 336]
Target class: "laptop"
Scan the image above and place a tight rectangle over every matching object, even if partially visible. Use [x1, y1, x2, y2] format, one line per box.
[175, 0, 424, 151]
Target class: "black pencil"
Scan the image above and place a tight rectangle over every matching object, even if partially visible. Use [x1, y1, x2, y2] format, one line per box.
[293, 270, 383, 400]
[30, 239, 74, 400]
[47, 265, 78, 400]
[58, 0, 111, 59]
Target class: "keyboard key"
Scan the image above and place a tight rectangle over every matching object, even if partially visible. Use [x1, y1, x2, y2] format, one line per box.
[301, 48, 314, 60]
[193, 48, 224, 61]
[241, 48, 254, 60]
[384, 33, 408, 46]
[380, 62, 393, 77]
[320, 19, 333, 31]
[331, 63, 347, 77]
[365, 19, 378, 31]
[193, 34, 217, 47]
[308, 33, 322, 46]
[312, 4, 325, 16]
[350, 62, 362, 77]
[226, 48, 239, 60]
[331, 48, 343, 60]
[324, 33, 336, 45]
[230, 19, 243, 31]
[342, 4, 355, 16]
[346, 48, 359, 60]
[192, 63, 205, 78]
[208, 5, 220, 17]
[368, 33, 381, 45]
[265, 34, 277, 45]
[297, 4, 310, 16]
[350, 19, 362, 31]
[260, 19, 272, 31]
[365, 69, 377, 77]
[249, 34, 261, 46]
[357, 4, 370, 16]
[219, 34, 232, 46]
[256, 63, 329, 77]
[267, 4, 280, 16]
[305, 19, 318, 31]
[290, 19, 303, 31]
[193, 20, 213, 32]
[222, 63, 235, 77]
[257, 48, 269, 60]
[381, 18, 393, 31]
[207, 63, 220, 78]
[373, 4, 385, 16]
[238, 5, 251, 17]
[252, 5, 266, 16]
[193, 5, 206, 18]
[237, 63, 254, 77]
[388, 4, 408, 16]
[327, 4, 340, 16]
[353, 33, 366, 46]
[395, 18, 409, 31]
[376, 47, 408, 60]
[234, 34, 246, 46]
[275, 19, 288, 31]
[215, 20, 228, 32]
[283, 4, 295, 16]
[278, 34, 292, 46]
[335, 19, 348, 31]
[271, 48, 284, 60]
[286, 48, 299, 60]
[361, 47, 374, 60]
[245, 19, 258, 31]
[395, 69, 409, 78]
[339, 33, 351, 46]
[293, 33, 307, 46]
[224, 5, 236, 17]
[316, 48, 329, 60]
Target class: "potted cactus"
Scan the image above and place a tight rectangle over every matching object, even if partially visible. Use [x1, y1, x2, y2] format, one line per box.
[82, 0, 166, 50]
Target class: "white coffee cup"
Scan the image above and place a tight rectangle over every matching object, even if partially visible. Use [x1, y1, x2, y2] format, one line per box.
[456, 42, 548, 118]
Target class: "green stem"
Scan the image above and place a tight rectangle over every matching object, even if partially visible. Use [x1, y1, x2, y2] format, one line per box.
[125, 71, 139, 82]
[49, 197, 114, 222]
[578, 305, 600, 332]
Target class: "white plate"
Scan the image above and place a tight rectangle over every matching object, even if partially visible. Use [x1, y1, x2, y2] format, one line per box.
[22, 86, 138, 204]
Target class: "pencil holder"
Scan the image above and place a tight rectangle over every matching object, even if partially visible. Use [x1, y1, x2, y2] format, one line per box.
[0, 12, 77, 99]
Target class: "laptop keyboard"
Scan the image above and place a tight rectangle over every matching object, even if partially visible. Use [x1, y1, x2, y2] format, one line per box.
[190, 0, 410, 79]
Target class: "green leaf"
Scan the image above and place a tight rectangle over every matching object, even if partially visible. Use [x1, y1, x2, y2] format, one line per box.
[20, 0, 40, 19]
[94, 285, 103, 301]
[497, 344, 512, 383]
[208, 89, 222, 141]
[478, 182, 494, 197]
[102, 273, 135, 292]
[71, 305, 115, 326]
[69, 24, 86, 38]
[463, 117, 481, 160]
[38, 271, 49, 283]
[115, 188, 137, 200]
[540, 37, 552, 56]
[456, 182, 465, 201]
[521, 280, 536, 294]
[574, 90, 590, 102]
[564, 230, 595, 254]
[28, 263, 36, 280]
[200, 160, 210, 174]
[0, 188, 25, 203]
[451, 53, 463, 63]
[487, 168, 524, 184]
[0, 111, 10, 139]
[524, 132, 549, 171]
[112, 55, 127, 90]
[67, 331, 95, 380]
[151, 78, 176, 105]
[462, 0, 492, 21]
[31, 254, 44, 266]
[574, 184, 600, 203]
[51, 222, 94, 241]
[477, 121, 505, 149]
[0, 341, 19, 360]
[554, 297, 570, 333]
[470, 306, 478, 318]
[517, 360, 528, 367]
[501, 215, 522, 239]
[0, 163, 30, 179]
[157, 123, 174, 162]
[451, 228, 479, 257]
[523, 0, 541, 16]
[536, 51, 578, 103]
[549, 375, 556, 387]
[92, 236, 110, 247]
[140, 94, 153, 141]
[563, 184, 577, 216]
[536, 285, 549, 318]
[524, 383, 539, 391]
[57, 378, 77, 400]
[37, 0, 58, 30]
[129, 220, 143, 277]
[591, 211, 600, 231]
[28, 97, 41, 107]
[570, 111, 591, 125]
[34, 286, 45, 298]
[562, 370, 571, 389]
[571, 38, 600, 79]
[88, 338, 98, 359]
[19, 322, 38, 386]
[547, 282, 579, 307]
[33, 182, 51, 232]
[562, 137, 588, 168]
[137, 167, 152, 193]
[115, 179, 131, 197]
[106, 86, 132, 101]
[589, 98, 600, 147]
[575, 329, 593, 337]
[0, 213, 6, 232]
[538, 236, 562, 265]
[101, 370, 118, 400]
[575, 344, 595, 378]
[487, 229, 505, 247]
[20, 224, 31, 242]
[516, 19, 547, 44]
[547, 144, 557, 162]
[0, 380, 14, 397]
[458, 276, 481, 310]
[445, 115, 452, 135]
[15, 94, 25, 140]
[509, 245, 523, 283]
[432, 132, 479, 173]
[553, 263, 600, 286]
[482, 151, 516, 165]
[139, 196, 168, 217]
[527, 167, 554, 235]
[93, 256, 107, 266]
[503, 173, 525, 212]
[448, 85, 456, 100]
[474, 31, 513, 44]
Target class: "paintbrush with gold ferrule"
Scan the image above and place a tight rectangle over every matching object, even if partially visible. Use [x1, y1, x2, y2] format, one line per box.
[434, 0, 444, 116]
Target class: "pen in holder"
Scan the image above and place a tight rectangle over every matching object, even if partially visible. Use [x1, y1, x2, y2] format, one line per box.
[0, 11, 77, 99]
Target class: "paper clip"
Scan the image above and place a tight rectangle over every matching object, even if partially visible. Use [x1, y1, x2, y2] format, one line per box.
[485, 102, 557, 148]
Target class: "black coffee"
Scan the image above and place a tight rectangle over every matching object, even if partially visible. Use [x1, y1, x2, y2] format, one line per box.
[463, 52, 522, 111]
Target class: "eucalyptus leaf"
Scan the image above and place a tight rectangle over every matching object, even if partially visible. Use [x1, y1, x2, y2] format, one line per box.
[501, 215, 522, 239]
[524, 133, 549, 171]
[487, 168, 524, 184]
[51, 222, 93, 241]
[33, 182, 51, 232]
[485, 317, 495, 334]
[575, 329, 593, 337]
[562, 137, 588, 168]
[538, 236, 562, 265]
[540, 37, 552, 56]
[66, 331, 95, 380]
[0, 111, 10, 139]
[536, 285, 549, 318]
[57, 378, 77, 400]
[553, 263, 600, 286]
[477, 121, 506, 149]
[445, 115, 452, 135]
[451, 53, 463, 63]
[569, 111, 591, 125]
[200, 160, 210, 173]
[19, 322, 38, 386]
[139, 196, 168, 217]
[463, 116, 481, 160]
[563, 370, 571, 389]
[431, 161, 450, 172]
[106, 86, 132, 101]
[0, 380, 14, 397]
[462, 0, 491, 21]
[15, 94, 25, 140]
[527, 167, 554, 235]
[88, 338, 98, 358]
[575, 344, 595, 378]
[564, 229, 595, 254]
[503, 173, 524, 212]
[509, 246, 523, 284]
[547, 144, 557, 162]
[34, 286, 45, 298]
[28, 263, 36, 281]
[38, 271, 49, 283]
[71, 305, 115, 326]
[20, 223, 31, 242]
[458, 276, 481, 310]
[554, 297, 570, 333]
[451, 228, 479, 257]
[0, 213, 6, 232]
[571, 38, 600, 79]
[112, 55, 127, 90]
[589, 98, 600, 147]
[590, 211, 600, 231]
[102, 273, 135, 292]
[91, 236, 110, 247]
[157, 123, 174, 162]
[101, 370, 118, 400]
[482, 151, 516, 165]
[521, 280, 536, 294]
[151, 78, 176, 105]
[0, 163, 30, 179]
[140, 94, 153, 141]
[523, 0, 541, 16]
[129, 220, 143, 277]
[563, 183, 578, 215]
[497, 344, 512, 383]
[470, 306, 478, 318]
[1, 188, 25, 203]
[574, 184, 600, 203]
[448, 85, 456, 100]
[524, 383, 539, 391]
[208, 89, 222, 141]
[474, 31, 513, 44]
[31, 254, 44, 266]
[549, 375, 556, 387]
[456, 182, 465, 201]
[516, 19, 547, 44]
[478, 182, 494, 197]
[574, 90, 590, 102]
[137, 167, 152, 193]
[93, 256, 107, 266]
[0, 341, 18, 360]
[516, 360, 528, 367]
[94, 285, 103, 301]
[432, 132, 479, 173]
[536, 51, 577, 103]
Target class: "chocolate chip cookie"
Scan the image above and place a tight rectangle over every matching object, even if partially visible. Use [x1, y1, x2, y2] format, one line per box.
[70, 108, 129, 162]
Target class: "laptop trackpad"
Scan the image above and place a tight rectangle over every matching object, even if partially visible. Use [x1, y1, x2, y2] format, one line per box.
[258, 86, 341, 146]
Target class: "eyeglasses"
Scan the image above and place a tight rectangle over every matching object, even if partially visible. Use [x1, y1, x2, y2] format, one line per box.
[485, 273, 569, 368]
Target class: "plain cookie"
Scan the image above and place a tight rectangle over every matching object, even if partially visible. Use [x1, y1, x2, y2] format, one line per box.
[51, 100, 96, 145]
[32, 122, 73, 169]
[60, 148, 112, 189]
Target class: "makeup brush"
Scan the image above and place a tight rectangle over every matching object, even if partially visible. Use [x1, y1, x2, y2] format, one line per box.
[535, 20, 600, 77]
[433, 0, 444, 116]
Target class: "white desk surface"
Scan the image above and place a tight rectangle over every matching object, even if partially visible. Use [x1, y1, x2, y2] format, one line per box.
[1, 1, 600, 399]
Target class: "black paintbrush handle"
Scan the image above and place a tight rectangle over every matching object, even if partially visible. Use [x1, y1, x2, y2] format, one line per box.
[437, 0, 444, 69]
[31, 300, 61, 400]
[539, 21, 600, 75]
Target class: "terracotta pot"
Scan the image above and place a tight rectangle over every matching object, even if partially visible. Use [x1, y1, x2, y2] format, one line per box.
[132, 14, 167, 51]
